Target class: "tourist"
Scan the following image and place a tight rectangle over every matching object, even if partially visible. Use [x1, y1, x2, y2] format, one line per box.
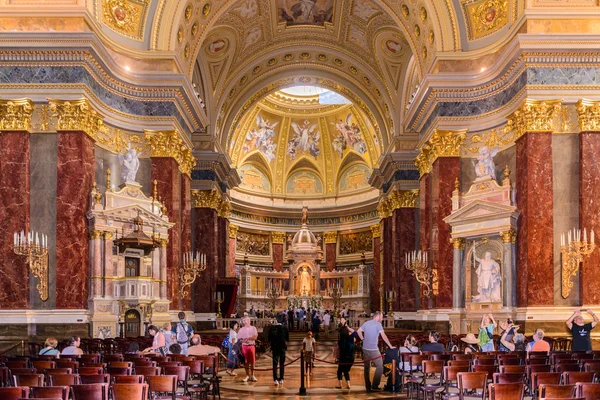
[479, 313, 497, 352]
[399, 335, 419, 371]
[335, 317, 356, 389]
[461, 333, 480, 354]
[311, 311, 321, 340]
[169, 343, 182, 355]
[188, 334, 220, 356]
[421, 331, 445, 353]
[527, 329, 550, 353]
[297, 307, 305, 330]
[269, 314, 289, 386]
[226, 320, 239, 376]
[500, 324, 526, 352]
[61, 336, 84, 356]
[567, 309, 599, 351]
[237, 315, 258, 382]
[39, 337, 60, 357]
[287, 308, 295, 331]
[142, 325, 167, 356]
[162, 322, 175, 352]
[498, 319, 516, 352]
[356, 311, 394, 392]
[303, 330, 316, 375]
[173, 311, 194, 355]
[323, 310, 331, 338]
[249, 306, 256, 318]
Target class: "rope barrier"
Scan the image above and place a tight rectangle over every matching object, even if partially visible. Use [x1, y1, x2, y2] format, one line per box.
[217, 351, 301, 371]
[312, 352, 385, 366]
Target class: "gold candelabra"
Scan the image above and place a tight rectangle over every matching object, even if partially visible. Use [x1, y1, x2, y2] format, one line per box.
[561, 228, 595, 299]
[14, 231, 49, 301]
[215, 292, 224, 318]
[328, 283, 343, 315]
[386, 290, 396, 317]
[405, 250, 437, 298]
[178, 251, 207, 299]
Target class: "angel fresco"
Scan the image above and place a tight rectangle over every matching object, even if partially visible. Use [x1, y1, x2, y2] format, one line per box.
[287, 120, 320, 160]
[331, 113, 367, 158]
[243, 114, 278, 162]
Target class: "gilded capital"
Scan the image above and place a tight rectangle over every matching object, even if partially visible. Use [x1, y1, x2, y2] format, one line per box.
[370, 224, 381, 239]
[159, 239, 169, 247]
[104, 231, 114, 240]
[219, 199, 231, 218]
[271, 231, 286, 244]
[323, 231, 338, 244]
[229, 224, 239, 239]
[415, 129, 467, 177]
[0, 98, 34, 132]
[377, 197, 391, 219]
[388, 189, 419, 210]
[48, 98, 104, 139]
[576, 99, 600, 132]
[451, 237, 466, 249]
[191, 189, 222, 210]
[144, 130, 196, 177]
[505, 99, 562, 139]
[90, 230, 103, 240]
[500, 230, 517, 243]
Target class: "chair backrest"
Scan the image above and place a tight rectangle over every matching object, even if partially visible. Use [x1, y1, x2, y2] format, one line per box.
[9, 368, 37, 375]
[133, 366, 161, 377]
[444, 365, 470, 383]
[555, 359, 579, 365]
[106, 367, 132, 376]
[0, 387, 30, 400]
[563, 371, 596, 385]
[492, 372, 526, 384]
[109, 362, 133, 369]
[133, 360, 156, 368]
[49, 374, 80, 386]
[573, 353, 595, 361]
[78, 366, 104, 375]
[528, 364, 553, 377]
[71, 383, 109, 400]
[194, 355, 217, 373]
[110, 383, 148, 400]
[488, 383, 524, 400]
[161, 366, 190, 382]
[409, 354, 427, 370]
[79, 355, 101, 364]
[182, 360, 203, 375]
[55, 361, 79, 370]
[45, 368, 73, 375]
[423, 360, 445, 374]
[539, 384, 576, 399]
[457, 372, 488, 399]
[103, 354, 124, 363]
[448, 360, 470, 368]
[474, 358, 496, 366]
[556, 363, 580, 373]
[79, 374, 110, 384]
[13, 373, 45, 387]
[6, 360, 29, 369]
[0, 366, 10, 386]
[32, 361, 56, 370]
[147, 375, 177, 400]
[113, 375, 144, 384]
[532, 372, 562, 389]
[528, 357, 550, 365]
[158, 362, 182, 368]
[30, 386, 70, 400]
[473, 364, 497, 378]
[452, 354, 473, 361]
[498, 358, 521, 366]
[500, 365, 525, 374]
[576, 382, 600, 399]
[431, 353, 452, 362]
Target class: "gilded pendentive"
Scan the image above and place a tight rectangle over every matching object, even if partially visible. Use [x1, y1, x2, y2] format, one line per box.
[271, 231, 286, 245]
[144, 130, 196, 177]
[229, 224, 239, 239]
[576, 99, 600, 132]
[505, 99, 562, 139]
[415, 129, 467, 176]
[0, 98, 34, 132]
[323, 231, 338, 244]
[102, 0, 150, 40]
[370, 224, 381, 239]
[48, 98, 105, 139]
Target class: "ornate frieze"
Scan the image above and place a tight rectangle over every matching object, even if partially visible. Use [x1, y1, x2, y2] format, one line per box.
[229, 224, 239, 239]
[323, 231, 338, 244]
[379, 189, 419, 217]
[415, 129, 467, 176]
[0, 98, 34, 132]
[48, 98, 104, 138]
[191, 189, 222, 210]
[339, 231, 373, 255]
[271, 231, 286, 245]
[144, 130, 196, 177]
[505, 99, 562, 139]
[576, 99, 600, 132]
[236, 232, 270, 256]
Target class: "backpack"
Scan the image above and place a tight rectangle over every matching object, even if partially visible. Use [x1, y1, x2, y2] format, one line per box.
[221, 334, 230, 348]
[176, 322, 192, 344]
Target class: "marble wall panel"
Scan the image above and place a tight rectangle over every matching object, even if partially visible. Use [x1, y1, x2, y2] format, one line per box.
[0, 131, 30, 309]
[192, 207, 218, 313]
[30, 134, 57, 309]
[460, 146, 516, 193]
[95, 147, 151, 196]
[516, 132, 555, 307]
[372, 235, 381, 313]
[228, 237, 237, 277]
[552, 134, 580, 306]
[273, 243, 284, 272]
[396, 208, 417, 312]
[325, 243, 336, 271]
[381, 216, 393, 312]
[55, 132, 94, 309]
[579, 132, 600, 305]
[180, 175, 192, 310]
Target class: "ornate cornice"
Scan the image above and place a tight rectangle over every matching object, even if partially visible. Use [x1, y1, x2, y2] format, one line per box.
[378, 189, 419, 218]
[228, 224, 239, 239]
[48, 98, 104, 139]
[191, 189, 222, 210]
[271, 231, 286, 245]
[370, 224, 381, 239]
[576, 99, 600, 132]
[323, 231, 338, 244]
[219, 199, 232, 219]
[144, 130, 196, 177]
[500, 229, 517, 244]
[505, 99, 562, 139]
[415, 129, 467, 176]
[0, 98, 34, 132]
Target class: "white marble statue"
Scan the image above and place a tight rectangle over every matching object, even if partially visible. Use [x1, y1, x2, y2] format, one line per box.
[298, 266, 311, 296]
[473, 250, 502, 303]
[475, 146, 499, 180]
[118, 144, 141, 183]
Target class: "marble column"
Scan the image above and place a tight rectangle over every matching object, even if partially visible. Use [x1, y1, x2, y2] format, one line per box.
[56, 131, 95, 309]
[228, 225, 239, 277]
[180, 175, 192, 310]
[192, 206, 219, 313]
[271, 232, 285, 272]
[500, 231, 517, 308]
[451, 238, 466, 309]
[419, 173, 431, 309]
[0, 130, 30, 309]
[104, 232, 114, 298]
[159, 239, 168, 299]
[324, 231, 337, 272]
[370, 224, 382, 313]
[218, 216, 228, 278]
[90, 231, 103, 298]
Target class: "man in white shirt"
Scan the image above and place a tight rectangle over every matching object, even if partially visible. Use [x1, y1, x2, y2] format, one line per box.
[322, 311, 331, 338]
[61, 336, 84, 356]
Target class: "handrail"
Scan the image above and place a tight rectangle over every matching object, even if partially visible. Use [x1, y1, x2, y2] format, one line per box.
[0, 340, 25, 356]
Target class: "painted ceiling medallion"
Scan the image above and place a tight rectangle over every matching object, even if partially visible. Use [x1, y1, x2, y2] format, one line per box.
[463, 0, 509, 40]
[401, 4, 410, 17]
[102, 0, 149, 40]
[191, 23, 198, 36]
[420, 6, 427, 22]
[202, 3, 211, 17]
[184, 4, 193, 21]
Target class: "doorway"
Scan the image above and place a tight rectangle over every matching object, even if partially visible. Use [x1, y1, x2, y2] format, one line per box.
[124, 309, 141, 338]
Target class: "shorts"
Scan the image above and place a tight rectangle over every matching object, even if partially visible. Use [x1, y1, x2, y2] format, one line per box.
[242, 345, 256, 364]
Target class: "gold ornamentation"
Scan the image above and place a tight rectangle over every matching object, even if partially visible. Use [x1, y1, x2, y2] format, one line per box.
[389, 189, 419, 210]
[202, 3, 211, 16]
[323, 231, 338, 244]
[370, 224, 381, 239]
[464, 0, 509, 40]
[184, 4, 192, 20]
[561, 230, 595, 298]
[414, 24, 421, 37]
[415, 129, 467, 176]
[144, 130, 196, 177]
[401, 4, 409, 17]
[177, 28, 183, 43]
[90, 230, 103, 240]
[377, 196, 392, 219]
[91, 183, 103, 206]
[219, 199, 231, 218]
[228, 224, 239, 239]
[422, 46, 427, 59]
[576, 99, 600, 132]
[102, 0, 149, 40]
[106, 168, 112, 191]
[451, 237, 466, 249]
[191, 23, 198, 36]
[271, 231, 286, 244]
[48, 98, 105, 139]
[104, 231, 114, 240]
[499, 230, 517, 243]
[0, 98, 34, 132]
[505, 99, 562, 139]
[420, 6, 428, 22]
[159, 239, 168, 247]
[184, 45, 190, 59]
[191, 189, 222, 210]
[503, 165, 510, 181]
[428, 30, 435, 44]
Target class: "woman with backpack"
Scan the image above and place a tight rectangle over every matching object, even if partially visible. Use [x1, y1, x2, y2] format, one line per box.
[226, 321, 239, 376]
[479, 313, 497, 351]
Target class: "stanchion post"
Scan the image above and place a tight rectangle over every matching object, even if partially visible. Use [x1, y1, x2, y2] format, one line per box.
[21, 340, 24, 356]
[391, 359, 396, 393]
[297, 350, 307, 395]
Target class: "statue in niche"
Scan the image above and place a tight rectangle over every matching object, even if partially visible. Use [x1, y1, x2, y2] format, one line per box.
[118, 143, 141, 183]
[301, 206, 308, 225]
[473, 250, 501, 303]
[474, 146, 498, 180]
[298, 266, 311, 296]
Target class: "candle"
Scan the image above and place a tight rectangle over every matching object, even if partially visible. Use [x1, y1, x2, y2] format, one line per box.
[592, 229, 595, 244]
[14, 232, 17, 246]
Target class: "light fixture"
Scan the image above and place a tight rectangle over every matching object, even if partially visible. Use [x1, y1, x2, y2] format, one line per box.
[14, 230, 49, 301]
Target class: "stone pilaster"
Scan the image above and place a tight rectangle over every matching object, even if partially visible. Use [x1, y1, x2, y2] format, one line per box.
[324, 231, 337, 272]
[451, 238, 466, 309]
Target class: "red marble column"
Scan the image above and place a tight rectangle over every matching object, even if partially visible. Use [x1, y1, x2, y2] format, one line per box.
[193, 207, 219, 313]
[395, 208, 417, 312]
[325, 243, 336, 271]
[272, 243, 284, 272]
[0, 131, 30, 309]
[218, 216, 228, 278]
[419, 174, 431, 309]
[228, 226, 238, 277]
[516, 132, 554, 307]
[180, 175, 191, 310]
[382, 216, 394, 301]
[580, 131, 600, 304]
[371, 225, 381, 313]
[431, 157, 460, 309]
[151, 158, 181, 304]
[55, 131, 94, 309]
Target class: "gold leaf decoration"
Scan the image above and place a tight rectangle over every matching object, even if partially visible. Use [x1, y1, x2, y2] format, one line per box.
[0, 98, 34, 132]
[463, 0, 509, 40]
[576, 99, 600, 132]
[144, 130, 196, 177]
[505, 99, 562, 139]
[48, 98, 105, 139]
[415, 129, 467, 176]
[102, 0, 149, 40]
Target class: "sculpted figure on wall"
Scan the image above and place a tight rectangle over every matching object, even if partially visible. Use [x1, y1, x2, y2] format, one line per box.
[339, 231, 372, 255]
[475, 146, 498, 180]
[473, 251, 501, 303]
[118, 143, 141, 183]
[236, 232, 270, 256]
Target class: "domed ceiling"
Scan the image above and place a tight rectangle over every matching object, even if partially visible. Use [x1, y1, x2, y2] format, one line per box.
[228, 86, 380, 204]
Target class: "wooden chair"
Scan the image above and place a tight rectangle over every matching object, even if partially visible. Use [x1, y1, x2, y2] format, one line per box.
[492, 372, 526, 384]
[554, 359, 579, 366]
[539, 384, 576, 399]
[421, 360, 445, 400]
[147, 375, 191, 400]
[30, 386, 70, 400]
[531, 372, 562, 399]
[555, 363, 581, 373]
[448, 360, 470, 369]
[103, 354, 124, 363]
[194, 355, 221, 397]
[6, 360, 29, 369]
[562, 371, 597, 385]
[55, 361, 79, 370]
[472, 364, 497, 381]
[9, 368, 37, 375]
[452, 354, 473, 361]
[133, 366, 161, 379]
[109, 362, 133, 369]
[158, 362, 182, 368]
[110, 383, 149, 400]
[488, 382, 525, 400]
[80, 374, 110, 384]
[32, 361, 56, 371]
[573, 354, 595, 362]
[528, 358, 551, 366]
[576, 382, 600, 399]
[528, 364, 553, 385]
[13, 373, 45, 387]
[498, 358, 521, 366]
[106, 367, 132, 376]
[78, 367, 104, 375]
[133, 360, 156, 368]
[79, 354, 101, 364]
[0, 366, 10, 387]
[45, 368, 73, 376]
[0, 387, 30, 400]
[113, 375, 144, 384]
[431, 354, 452, 363]
[582, 361, 600, 373]
[182, 360, 203, 381]
[49, 374, 80, 386]
[499, 365, 526, 374]
[439, 365, 469, 399]
[71, 383, 109, 400]
[456, 372, 488, 400]
[162, 366, 190, 396]
[473, 358, 496, 367]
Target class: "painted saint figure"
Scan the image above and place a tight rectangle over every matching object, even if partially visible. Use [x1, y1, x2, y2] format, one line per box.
[473, 251, 501, 303]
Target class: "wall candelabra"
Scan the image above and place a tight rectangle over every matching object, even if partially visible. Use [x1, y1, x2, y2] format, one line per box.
[215, 291, 224, 318]
[561, 228, 595, 298]
[406, 250, 437, 298]
[178, 252, 207, 299]
[386, 290, 396, 317]
[14, 230, 49, 301]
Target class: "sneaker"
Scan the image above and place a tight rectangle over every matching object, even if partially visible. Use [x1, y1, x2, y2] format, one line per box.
[274, 380, 279, 386]
[242, 376, 250, 382]
[279, 380, 284, 386]
[251, 376, 258, 382]
[370, 387, 382, 392]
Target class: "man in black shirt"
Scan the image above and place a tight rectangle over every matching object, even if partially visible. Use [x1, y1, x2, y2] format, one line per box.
[567, 309, 599, 351]
[269, 315, 289, 386]
[420, 331, 445, 353]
